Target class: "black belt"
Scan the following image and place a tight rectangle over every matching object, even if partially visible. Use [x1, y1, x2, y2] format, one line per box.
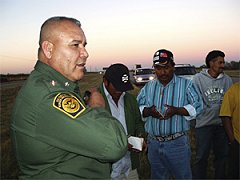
[149, 132, 186, 142]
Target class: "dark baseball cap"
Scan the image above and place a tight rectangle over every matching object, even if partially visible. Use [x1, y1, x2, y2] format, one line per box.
[104, 63, 134, 92]
[153, 49, 174, 66]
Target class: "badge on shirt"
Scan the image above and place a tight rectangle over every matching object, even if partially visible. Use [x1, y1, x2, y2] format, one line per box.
[53, 92, 86, 119]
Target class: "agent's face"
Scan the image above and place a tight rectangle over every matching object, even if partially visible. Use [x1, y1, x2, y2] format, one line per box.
[154, 63, 175, 86]
[48, 21, 89, 81]
[209, 56, 225, 75]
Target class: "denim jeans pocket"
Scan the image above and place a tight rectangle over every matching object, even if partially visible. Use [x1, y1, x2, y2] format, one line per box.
[171, 135, 188, 146]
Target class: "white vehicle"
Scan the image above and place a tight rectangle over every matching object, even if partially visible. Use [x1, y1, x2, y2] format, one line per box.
[133, 68, 155, 85]
[175, 64, 197, 80]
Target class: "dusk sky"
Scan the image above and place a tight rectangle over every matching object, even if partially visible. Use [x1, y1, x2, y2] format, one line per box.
[1, 0, 239, 74]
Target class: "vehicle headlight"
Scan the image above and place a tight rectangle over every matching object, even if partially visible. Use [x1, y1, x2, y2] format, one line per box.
[137, 77, 143, 81]
[149, 76, 155, 80]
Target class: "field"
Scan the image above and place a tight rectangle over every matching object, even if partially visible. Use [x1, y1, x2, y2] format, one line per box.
[1, 71, 238, 179]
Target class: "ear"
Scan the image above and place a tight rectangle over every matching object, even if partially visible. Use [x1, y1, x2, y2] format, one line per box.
[103, 77, 110, 87]
[209, 60, 214, 68]
[41, 41, 53, 59]
[103, 77, 107, 86]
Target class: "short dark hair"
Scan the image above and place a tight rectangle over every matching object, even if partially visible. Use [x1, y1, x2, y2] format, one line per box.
[39, 16, 81, 46]
[205, 50, 225, 68]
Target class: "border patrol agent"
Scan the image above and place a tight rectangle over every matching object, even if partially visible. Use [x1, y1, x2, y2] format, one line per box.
[11, 16, 128, 179]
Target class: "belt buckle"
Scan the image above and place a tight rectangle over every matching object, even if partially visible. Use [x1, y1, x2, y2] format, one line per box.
[172, 133, 179, 139]
[156, 136, 165, 142]
[165, 135, 173, 141]
[151, 132, 185, 142]
[172, 132, 184, 139]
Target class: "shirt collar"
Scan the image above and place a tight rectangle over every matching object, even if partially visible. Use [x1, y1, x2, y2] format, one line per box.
[206, 69, 224, 79]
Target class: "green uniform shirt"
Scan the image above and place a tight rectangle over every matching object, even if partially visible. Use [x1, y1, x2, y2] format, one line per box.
[11, 60, 128, 179]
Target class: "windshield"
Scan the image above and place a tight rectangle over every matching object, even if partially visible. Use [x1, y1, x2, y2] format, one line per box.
[136, 69, 153, 75]
[175, 67, 197, 75]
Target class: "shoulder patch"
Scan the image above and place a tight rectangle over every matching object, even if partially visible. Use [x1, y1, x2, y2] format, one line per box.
[53, 93, 86, 119]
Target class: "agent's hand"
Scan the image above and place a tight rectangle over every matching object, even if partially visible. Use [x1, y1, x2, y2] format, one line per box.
[143, 105, 164, 119]
[86, 88, 105, 108]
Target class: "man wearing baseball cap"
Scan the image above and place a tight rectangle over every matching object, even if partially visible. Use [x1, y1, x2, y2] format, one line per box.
[137, 49, 203, 179]
[98, 63, 146, 179]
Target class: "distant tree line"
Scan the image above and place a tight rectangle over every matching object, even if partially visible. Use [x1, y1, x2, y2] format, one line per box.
[199, 60, 240, 70]
[0, 61, 239, 83]
[225, 60, 240, 70]
[0, 74, 29, 83]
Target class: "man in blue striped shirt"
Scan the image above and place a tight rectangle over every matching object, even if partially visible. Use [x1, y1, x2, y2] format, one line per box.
[137, 49, 203, 179]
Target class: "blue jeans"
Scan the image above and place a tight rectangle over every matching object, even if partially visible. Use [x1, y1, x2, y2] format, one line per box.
[147, 135, 192, 179]
[192, 125, 229, 179]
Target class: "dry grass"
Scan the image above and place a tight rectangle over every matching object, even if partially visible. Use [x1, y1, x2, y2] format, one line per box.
[1, 86, 22, 179]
